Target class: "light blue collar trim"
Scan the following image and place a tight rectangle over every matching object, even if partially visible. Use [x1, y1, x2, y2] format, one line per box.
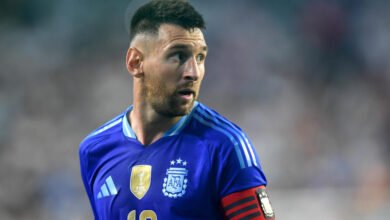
[163, 101, 199, 137]
[122, 106, 136, 139]
[122, 102, 199, 139]
[163, 115, 188, 137]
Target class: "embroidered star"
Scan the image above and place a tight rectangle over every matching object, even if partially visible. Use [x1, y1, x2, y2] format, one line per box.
[176, 158, 182, 164]
[170, 160, 175, 165]
[183, 161, 187, 166]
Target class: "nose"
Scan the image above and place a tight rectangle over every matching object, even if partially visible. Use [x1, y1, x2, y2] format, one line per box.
[182, 56, 201, 81]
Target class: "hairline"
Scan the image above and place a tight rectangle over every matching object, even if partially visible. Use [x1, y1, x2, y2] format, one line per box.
[131, 22, 204, 44]
[131, 28, 207, 60]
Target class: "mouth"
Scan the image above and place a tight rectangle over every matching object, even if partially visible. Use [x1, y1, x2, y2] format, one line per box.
[177, 89, 195, 101]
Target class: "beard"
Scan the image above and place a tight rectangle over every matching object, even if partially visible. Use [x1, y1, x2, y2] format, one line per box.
[142, 76, 197, 117]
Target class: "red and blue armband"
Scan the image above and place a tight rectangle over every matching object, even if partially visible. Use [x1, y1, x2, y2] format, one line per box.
[221, 185, 275, 220]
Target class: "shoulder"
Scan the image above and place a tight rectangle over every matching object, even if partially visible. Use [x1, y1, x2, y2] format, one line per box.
[79, 108, 129, 157]
[190, 102, 255, 169]
[191, 102, 247, 145]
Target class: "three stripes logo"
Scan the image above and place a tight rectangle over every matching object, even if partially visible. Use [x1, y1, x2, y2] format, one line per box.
[96, 176, 118, 199]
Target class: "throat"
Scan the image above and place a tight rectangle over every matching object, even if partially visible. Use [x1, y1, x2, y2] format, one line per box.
[128, 110, 182, 146]
[138, 132, 164, 146]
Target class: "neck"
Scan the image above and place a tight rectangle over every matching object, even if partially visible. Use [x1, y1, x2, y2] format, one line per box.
[129, 101, 182, 146]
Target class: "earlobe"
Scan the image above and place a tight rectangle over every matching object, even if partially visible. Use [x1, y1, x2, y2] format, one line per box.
[126, 47, 144, 78]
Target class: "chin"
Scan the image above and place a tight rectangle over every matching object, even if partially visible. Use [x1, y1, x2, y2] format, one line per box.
[171, 104, 193, 116]
[180, 100, 196, 114]
[165, 101, 195, 117]
[152, 97, 196, 117]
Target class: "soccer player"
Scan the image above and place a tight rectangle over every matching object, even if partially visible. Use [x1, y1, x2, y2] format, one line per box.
[79, 0, 275, 219]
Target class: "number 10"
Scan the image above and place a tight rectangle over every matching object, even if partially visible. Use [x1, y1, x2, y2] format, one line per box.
[128, 210, 157, 220]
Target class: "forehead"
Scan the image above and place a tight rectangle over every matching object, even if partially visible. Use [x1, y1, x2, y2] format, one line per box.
[156, 24, 206, 50]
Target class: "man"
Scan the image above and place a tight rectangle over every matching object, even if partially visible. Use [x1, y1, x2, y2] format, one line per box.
[79, 0, 275, 219]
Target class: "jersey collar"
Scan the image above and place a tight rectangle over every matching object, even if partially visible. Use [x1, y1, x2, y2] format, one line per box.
[122, 101, 199, 139]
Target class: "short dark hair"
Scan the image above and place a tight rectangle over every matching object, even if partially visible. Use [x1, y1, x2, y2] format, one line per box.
[130, 0, 205, 41]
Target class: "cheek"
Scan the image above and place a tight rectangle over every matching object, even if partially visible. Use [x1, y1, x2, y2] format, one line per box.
[148, 59, 176, 77]
[143, 57, 182, 89]
[199, 66, 206, 81]
[157, 64, 181, 84]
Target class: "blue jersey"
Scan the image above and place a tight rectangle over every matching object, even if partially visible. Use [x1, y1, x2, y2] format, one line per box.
[79, 102, 267, 220]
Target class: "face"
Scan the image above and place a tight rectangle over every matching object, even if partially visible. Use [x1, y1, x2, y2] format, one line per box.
[141, 24, 207, 117]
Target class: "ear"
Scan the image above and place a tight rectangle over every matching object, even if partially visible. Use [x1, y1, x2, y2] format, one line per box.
[126, 47, 144, 78]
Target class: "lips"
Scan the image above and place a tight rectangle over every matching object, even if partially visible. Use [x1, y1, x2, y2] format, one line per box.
[178, 89, 194, 96]
[177, 88, 195, 101]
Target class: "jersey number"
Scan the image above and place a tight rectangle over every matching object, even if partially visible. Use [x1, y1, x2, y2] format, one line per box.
[128, 210, 157, 220]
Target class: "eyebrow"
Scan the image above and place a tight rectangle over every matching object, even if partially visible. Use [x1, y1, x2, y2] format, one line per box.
[167, 44, 208, 53]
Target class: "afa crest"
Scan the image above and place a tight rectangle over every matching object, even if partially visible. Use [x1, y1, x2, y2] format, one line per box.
[162, 158, 188, 198]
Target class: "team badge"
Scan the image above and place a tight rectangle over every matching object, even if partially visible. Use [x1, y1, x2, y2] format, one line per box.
[256, 188, 275, 219]
[162, 158, 188, 198]
[130, 165, 151, 199]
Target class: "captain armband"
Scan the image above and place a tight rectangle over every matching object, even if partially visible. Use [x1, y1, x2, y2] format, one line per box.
[221, 185, 275, 220]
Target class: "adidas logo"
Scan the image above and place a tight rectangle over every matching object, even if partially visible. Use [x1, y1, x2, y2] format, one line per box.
[97, 176, 118, 199]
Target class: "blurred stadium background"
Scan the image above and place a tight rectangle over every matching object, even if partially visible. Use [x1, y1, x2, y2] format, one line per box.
[1, 0, 390, 219]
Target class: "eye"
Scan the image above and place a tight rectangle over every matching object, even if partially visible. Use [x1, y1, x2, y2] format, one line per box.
[170, 52, 185, 63]
[196, 54, 205, 63]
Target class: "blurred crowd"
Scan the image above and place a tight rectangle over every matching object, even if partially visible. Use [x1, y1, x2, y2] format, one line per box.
[1, 0, 389, 219]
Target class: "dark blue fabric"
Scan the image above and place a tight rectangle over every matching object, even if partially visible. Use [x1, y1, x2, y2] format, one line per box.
[79, 102, 267, 220]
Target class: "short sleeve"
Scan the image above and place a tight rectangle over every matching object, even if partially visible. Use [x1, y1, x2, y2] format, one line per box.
[214, 136, 267, 199]
[79, 141, 99, 219]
